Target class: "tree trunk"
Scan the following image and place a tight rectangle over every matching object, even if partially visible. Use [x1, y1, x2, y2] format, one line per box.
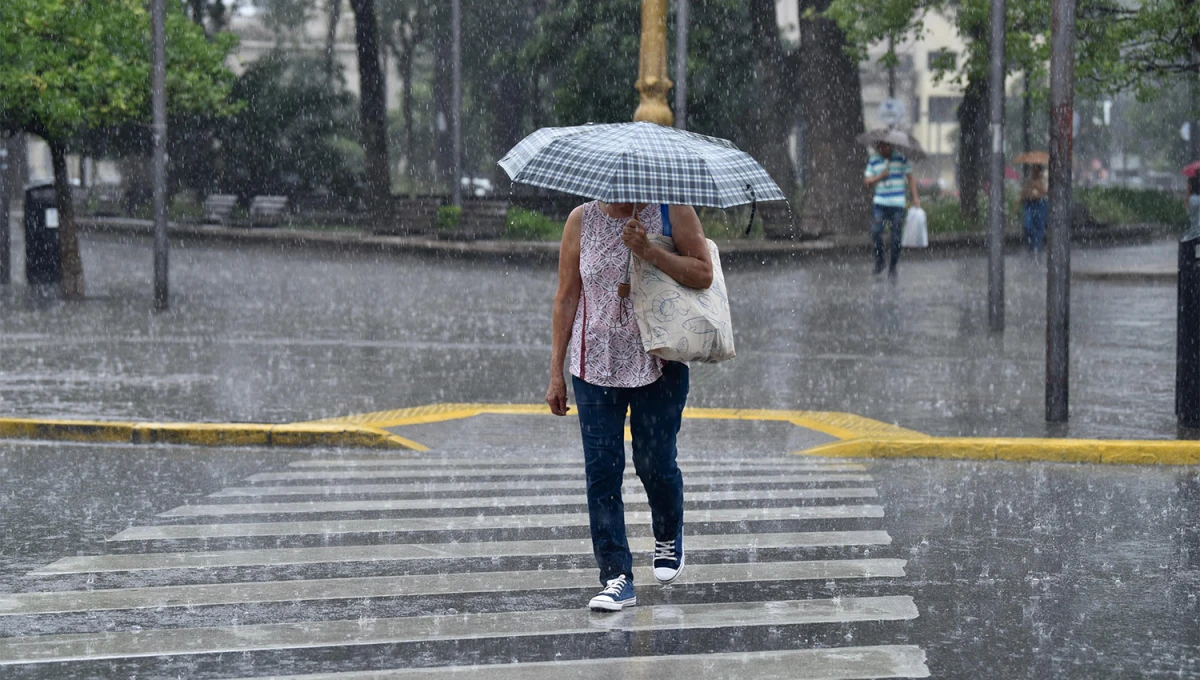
[397, 38, 417, 199]
[957, 75, 988, 223]
[349, 0, 391, 224]
[432, 7, 454, 193]
[325, 0, 342, 88]
[797, 0, 868, 236]
[745, 0, 797, 197]
[49, 141, 84, 300]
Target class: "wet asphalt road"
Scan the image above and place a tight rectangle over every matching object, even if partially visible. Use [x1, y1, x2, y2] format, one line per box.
[0, 228, 1185, 439]
[0, 433, 1197, 678]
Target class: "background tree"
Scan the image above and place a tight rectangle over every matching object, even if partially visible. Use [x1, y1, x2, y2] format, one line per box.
[0, 0, 236, 299]
[349, 0, 392, 222]
[797, 0, 869, 234]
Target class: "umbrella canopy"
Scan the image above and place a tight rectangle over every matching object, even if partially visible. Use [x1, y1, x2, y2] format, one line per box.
[497, 121, 786, 209]
[1013, 150, 1050, 165]
[1183, 161, 1200, 177]
[856, 128, 925, 162]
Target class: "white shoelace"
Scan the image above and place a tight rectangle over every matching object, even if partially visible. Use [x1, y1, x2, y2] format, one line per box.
[600, 575, 629, 596]
[654, 540, 676, 562]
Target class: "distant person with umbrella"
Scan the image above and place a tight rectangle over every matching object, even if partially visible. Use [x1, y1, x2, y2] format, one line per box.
[860, 131, 921, 275]
[1184, 162, 1200, 237]
[499, 121, 784, 612]
[1015, 151, 1050, 255]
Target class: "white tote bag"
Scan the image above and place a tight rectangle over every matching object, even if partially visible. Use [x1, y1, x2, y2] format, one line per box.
[901, 206, 929, 248]
[629, 233, 736, 364]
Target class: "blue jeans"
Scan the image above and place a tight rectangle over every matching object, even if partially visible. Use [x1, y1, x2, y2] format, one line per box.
[573, 361, 689, 585]
[1023, 199, 1047, 253]
[872, 205, 907, 270]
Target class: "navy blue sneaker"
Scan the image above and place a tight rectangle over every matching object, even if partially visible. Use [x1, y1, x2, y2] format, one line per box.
[653, 523, 684, 584]
[589, 575, 636, 612]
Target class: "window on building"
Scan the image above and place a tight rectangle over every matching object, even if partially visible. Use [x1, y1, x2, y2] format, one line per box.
[928, 50, 957, 71]
[928, 96, 961, 123]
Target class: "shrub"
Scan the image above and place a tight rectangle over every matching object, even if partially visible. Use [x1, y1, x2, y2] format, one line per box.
[1075, 187, 1187, 227]
[436, 205, 462, 230]
[505, 207, 564, 240]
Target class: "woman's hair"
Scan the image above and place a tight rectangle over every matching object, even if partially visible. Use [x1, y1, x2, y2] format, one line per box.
[1189, 174, 1200, 196]
[1031, 164, 1044, 178]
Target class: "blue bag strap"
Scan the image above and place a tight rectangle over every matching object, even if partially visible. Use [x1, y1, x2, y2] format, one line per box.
[660, 204, 671, 237]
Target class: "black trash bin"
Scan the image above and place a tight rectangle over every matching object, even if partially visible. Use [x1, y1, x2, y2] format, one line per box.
[1178, 232, 1200, 428]
[24, 182, 61, 285]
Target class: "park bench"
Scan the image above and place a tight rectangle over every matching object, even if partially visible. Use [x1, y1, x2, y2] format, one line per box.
[374, 196, 441, 236]
[446, 199, 510, 240]
[203, 194, 238, 225]
[249, 195, 289, 227]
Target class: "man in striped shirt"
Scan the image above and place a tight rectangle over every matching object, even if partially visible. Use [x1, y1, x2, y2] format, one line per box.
[864, 142, 920, 275]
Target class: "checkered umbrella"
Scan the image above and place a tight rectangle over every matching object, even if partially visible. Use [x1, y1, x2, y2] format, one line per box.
[498, 121, 786, 209]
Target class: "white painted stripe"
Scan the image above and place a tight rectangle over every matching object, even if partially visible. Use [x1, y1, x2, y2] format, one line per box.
[35, 531, 893, 574]
[248, 465, 861, 483]
[287, 459, 866, 471]
[220, 646, 930, 679]
[161, 488, 878, 518]
[0, 559, 906, 616]
[211, 473, 875, 498]
[0, 597, 918, 665]
[110, 505, 886, 542]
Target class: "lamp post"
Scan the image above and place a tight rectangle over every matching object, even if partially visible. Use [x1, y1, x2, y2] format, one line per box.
[152, 0, 169, 311]
[987, 0, 1006, 332]
[634, 0, 674, 126]
[1046, 0, 1076, 423]
[674, 0, 688, 130]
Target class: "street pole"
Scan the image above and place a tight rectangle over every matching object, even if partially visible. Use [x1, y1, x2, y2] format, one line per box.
[451, 0, 462, 208]
[1046, 0, 1076, 423]
[887, 37, 896, 99]
[0, 139, 9, 286]
[674, 0, 688, 130]
[151, 0, 169, 311]
[987, 0, 1006, 332]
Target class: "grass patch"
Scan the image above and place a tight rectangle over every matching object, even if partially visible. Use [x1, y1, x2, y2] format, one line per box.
[436, 205, 462, 231]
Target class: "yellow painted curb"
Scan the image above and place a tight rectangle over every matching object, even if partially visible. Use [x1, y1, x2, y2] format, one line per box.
[0, 418, 135, 444]
[304, 403, 927, 442]
[798, 437, 1200, 466]
[0, 418, 424, 451]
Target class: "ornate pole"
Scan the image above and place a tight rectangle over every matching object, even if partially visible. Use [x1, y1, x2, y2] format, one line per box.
[633, 0, 673, 126]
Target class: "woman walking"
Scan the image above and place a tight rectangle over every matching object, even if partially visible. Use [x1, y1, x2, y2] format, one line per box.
[547, 200, 713, 612]
[1020, 165, 1049, 255]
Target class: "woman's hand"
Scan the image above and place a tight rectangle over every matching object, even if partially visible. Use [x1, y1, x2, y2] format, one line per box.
[621, 218, 652, 258]
[546, 375, 570, 416]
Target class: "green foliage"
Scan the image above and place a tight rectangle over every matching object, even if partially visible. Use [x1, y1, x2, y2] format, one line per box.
[504, 207, 564, 241]
[218, 53, 363, 201]
[519, 0, 757, 141]
[1076, 187, 1189, 227]
[922, 199, 981, 234]
[0, 0, 237, 142]
[436, 205, 463, 230]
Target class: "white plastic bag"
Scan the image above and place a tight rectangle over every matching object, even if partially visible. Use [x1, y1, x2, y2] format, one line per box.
[901, 206, 928, 248]
[629, 234, 736, 364]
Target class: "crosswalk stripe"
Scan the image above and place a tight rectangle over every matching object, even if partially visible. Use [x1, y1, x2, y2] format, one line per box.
[160, 488, 879, 518]
[210, 473, 874, 498]
[247, 465, 862, 483]
[219, 645, 931, 679]
[286, 459, 866, 471]
[111, 505, 888, 542]
[0, 559, 907, 616]
[32, 531, 893, 575]
[0, 596, 918, 665]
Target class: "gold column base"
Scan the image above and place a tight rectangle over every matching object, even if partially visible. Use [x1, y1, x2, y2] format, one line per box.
[634, 76, 674, 127]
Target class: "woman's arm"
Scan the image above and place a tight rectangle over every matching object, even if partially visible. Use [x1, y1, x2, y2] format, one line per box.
[622, 205, 713, 289]
[547, 206, 583, 416]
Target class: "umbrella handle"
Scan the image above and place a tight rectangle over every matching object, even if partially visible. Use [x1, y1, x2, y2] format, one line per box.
[744, 186, 757, 236]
